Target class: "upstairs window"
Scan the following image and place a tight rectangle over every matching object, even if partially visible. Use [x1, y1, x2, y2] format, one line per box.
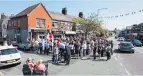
[18, 20, 20, 27]
[36, 18, 40, 27]
[42, 19, 46, 28]
[9, 21, 11, 26]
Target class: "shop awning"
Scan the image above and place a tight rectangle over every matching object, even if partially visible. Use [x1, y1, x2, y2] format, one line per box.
[65, 31, 76, 34]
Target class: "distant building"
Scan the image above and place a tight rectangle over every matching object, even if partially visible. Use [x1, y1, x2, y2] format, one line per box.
[7, 3, 52, 42]
[0, 13, 10, 38]
[48, 7, 77, 38]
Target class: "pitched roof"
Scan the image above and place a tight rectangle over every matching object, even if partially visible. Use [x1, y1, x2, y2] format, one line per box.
[11, 3, 40, 18]
[48, 11, 77, 22]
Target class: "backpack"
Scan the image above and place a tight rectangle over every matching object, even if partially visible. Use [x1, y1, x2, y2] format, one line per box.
[22, 63, 32, 75]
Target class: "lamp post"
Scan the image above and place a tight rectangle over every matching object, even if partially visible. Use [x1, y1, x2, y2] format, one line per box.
[97, 8, 108, 18]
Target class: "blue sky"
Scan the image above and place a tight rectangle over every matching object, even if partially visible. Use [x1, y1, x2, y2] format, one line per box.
[0, 0, 143, 30]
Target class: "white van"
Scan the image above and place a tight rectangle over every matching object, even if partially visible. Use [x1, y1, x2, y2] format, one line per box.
[0, 45, 21, 67]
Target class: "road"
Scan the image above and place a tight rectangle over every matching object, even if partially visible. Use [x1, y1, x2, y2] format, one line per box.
[1, 37, 143, 75]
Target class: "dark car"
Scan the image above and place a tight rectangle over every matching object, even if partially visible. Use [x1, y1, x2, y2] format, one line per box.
[118, 42, 135, 53]
[132, 39, 142, 47]
[11, 41, 18, 46]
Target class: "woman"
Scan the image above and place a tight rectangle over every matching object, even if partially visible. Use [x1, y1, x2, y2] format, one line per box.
[53, 41, 59, 64]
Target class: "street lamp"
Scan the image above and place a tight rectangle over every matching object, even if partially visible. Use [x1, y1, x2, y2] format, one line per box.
[97, 8, 108, 17]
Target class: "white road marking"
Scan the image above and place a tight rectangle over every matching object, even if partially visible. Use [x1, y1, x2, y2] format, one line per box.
[114, 57, 119, 61]
[119, 63, 123, 67]
[124, 68, 131, 75]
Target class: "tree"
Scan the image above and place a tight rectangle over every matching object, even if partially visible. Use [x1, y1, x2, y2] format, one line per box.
[73, 13, 103, 37]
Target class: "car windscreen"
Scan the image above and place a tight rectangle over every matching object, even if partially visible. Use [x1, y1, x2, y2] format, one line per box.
[22, 42, 30, 44]
[0, 48, 18, 55]
[134, 40, 141, 43]
[121, 43, 133, 47]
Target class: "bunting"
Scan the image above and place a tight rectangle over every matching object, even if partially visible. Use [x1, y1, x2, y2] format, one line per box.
[100, 9, 143, 19]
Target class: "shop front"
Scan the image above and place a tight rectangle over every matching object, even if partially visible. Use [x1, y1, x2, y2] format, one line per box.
[29, 28, 49, 40]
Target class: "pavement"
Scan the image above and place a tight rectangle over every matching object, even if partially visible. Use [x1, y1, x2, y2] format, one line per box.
[1, 37, 143, 75]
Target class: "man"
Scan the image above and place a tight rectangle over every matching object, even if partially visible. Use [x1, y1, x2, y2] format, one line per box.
[74, 41, 80, 59]
[93, 39, 98, 60]
[82, 41, 87, 57]
[110, 40, 113, 55]
[65, 41, 71, 65]
[38, 40, 43, 54]
[44, 42, 49, 55]
[34, 39, 39, 53]
[58, 41, 66, 61]
[106, 44, 111, 61]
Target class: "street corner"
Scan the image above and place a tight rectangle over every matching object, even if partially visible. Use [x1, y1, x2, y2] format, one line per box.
[0, 72, 4, 76]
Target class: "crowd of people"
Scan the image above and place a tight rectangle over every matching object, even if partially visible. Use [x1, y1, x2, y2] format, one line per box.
[22, 36, 114, 75]
[28, 36, 113, 63]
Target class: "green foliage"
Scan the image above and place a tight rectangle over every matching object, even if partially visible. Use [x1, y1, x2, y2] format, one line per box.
[72, 13, 103, 36]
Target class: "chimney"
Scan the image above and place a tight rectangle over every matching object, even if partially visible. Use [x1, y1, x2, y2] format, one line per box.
[79, 12, 83, 18]
[62, 7, 67, 15]
[1, 13, 6, 19]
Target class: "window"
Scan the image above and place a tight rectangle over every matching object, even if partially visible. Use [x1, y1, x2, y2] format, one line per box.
[18, 20, 20, 26]
[36, 18, 40, 27]
[52, 22, 57, 28]
[11, 20, 14, 25]
[9, 21, 11, 26]
[14, 20, 16, 26]
[42, 19, 46, 27]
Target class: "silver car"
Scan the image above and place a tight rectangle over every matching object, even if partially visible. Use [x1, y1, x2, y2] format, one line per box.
[17, 42, 31, 51]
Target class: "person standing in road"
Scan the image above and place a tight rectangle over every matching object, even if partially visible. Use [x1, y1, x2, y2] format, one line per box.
[74, 41, 80, 59]
[82, 41, 87, 57]
[93, 39, 98, 60]
[110, 40, 113, 55]
[44, 41, 49, 55]
[65, 41, 71, 65]
[69, 42, 75, 57]
[106, 43, 111, 61]
[86, 41, 91, 59]
[38, 40, 43, 54]
[34, 39, 39, 54]
[53, 41, 59, 64]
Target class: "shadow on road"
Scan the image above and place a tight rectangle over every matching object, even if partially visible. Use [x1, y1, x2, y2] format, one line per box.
[114, 49, 132, 54]
[0, 63, 21, 70]
[19, 49, 53, 56]
[92, 59, 107, 61]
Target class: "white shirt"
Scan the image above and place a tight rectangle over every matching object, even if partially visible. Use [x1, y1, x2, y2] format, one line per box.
[54, 47, 59, 54]
[82, 43, 87, 49]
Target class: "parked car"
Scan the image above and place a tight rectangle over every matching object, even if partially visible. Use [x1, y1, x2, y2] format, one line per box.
[132, 39, 142, 47]
[0, 45, 21, 67]
[17, 41, 31, 51]
[118, 42, 135, 53]
[11, 41, 18, 46]
[118, 37, 124, 41]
